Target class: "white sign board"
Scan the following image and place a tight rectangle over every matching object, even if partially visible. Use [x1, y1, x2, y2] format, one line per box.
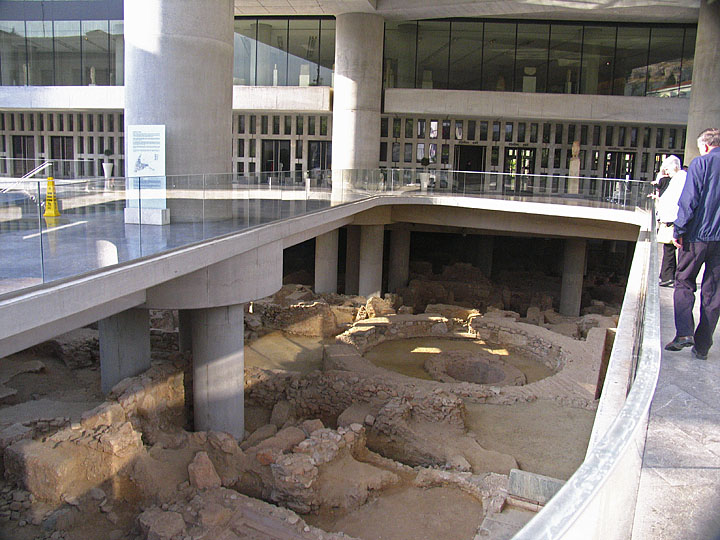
[126, 124, 166, 210]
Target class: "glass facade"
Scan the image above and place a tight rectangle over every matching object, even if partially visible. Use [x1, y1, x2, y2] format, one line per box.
[0, 0, 124, 86]
[233, 17, 335, 87]
[384, 20, 696, 98]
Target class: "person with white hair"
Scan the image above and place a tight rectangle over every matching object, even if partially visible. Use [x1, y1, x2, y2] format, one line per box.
[655, 154, 687, 287]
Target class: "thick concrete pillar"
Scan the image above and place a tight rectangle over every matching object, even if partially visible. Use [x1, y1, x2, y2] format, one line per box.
[124, 0, 233, 220]
[560, 238, 587, 317]
[178, 309, 193, 353]
[345, 226, 360, 295]
[685, 0, 720, 164]
[191, 305, 244, 439]
[315, 230, 339, 293]
[331, 13, 384, 201]
[359, 225, 384, 298]
[475, 236, 494, 278]
[388, 228, 410, 293]
[99, 308, 151, 394]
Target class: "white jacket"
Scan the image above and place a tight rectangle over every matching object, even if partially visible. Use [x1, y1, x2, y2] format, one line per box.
[656, 170, 687, 223]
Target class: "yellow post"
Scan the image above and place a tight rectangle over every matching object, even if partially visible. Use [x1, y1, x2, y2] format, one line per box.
[43, 176, 60, 217]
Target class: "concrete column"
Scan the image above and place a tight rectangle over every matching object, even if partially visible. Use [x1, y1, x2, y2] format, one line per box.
[475, 236, 494, 278]
[560, 238, 587, 317]
[345, 226, 360, 295]
[359, 225, 384, 298]
[191, 304, 244, 439]
[177, 309, 193, 353]
[331, 13, 384, 201]
[99, 308, 151, 394]
[315, 230, 339, 293]
[124, 0, 233, 221]
[685, 0, 720, 164]
[388, 228, 410, 292]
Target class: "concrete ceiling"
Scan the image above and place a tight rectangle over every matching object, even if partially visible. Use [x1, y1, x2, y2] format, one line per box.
[234, 0, 700, 23]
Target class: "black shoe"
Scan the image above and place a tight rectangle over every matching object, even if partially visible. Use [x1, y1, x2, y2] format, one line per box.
[659, 280, 674, 287]
[691, 346, 708, 360]
[665, 336, 694, 351]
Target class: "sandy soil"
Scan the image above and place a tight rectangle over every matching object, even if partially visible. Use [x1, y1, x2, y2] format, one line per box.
[306, 481, 484, 540]
[245, 331, 335, 374]
[464, 400, 596, 480]
[363, 337, 555, 383]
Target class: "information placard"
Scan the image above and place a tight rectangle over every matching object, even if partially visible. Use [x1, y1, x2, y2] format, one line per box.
[126, 125, 166, 209]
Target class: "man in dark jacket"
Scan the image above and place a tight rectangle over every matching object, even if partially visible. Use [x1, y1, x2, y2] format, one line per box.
[665, 128, 720, 359]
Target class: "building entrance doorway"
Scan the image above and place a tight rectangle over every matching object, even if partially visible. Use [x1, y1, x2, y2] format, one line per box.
[50, 136, 74, 178]
[261, 140, 291, 179]
[12, 135, 35, 177]
[454, 145, 486, 192]
[503, 147, 536, 195]
[604, 151, 635, 180]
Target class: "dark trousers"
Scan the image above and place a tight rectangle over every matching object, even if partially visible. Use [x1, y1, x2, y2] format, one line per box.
[660, 242, 677, 282]
[674, 241, 720, 354]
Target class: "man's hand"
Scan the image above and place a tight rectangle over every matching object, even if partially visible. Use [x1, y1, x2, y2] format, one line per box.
[673, 236, 683, 249]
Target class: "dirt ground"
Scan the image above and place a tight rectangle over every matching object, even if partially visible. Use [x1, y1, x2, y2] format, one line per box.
[306, 480, 484, 540]
[464, 400, 596, 480]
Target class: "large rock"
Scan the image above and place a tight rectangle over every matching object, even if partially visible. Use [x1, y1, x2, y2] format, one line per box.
[188, 451, 222, 490]
[138, 508, 186, 540]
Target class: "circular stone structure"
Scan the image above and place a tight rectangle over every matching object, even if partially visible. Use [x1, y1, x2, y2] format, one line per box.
[424, 350, 526, 386]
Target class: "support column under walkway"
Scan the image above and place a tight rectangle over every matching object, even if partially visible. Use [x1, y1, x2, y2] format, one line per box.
[359, 225, 384, 298]
[99, 308, 151, 394]
[559, 238, 586, 317]
[315, 230, 339, 294]
[388, 228, 410, 293]
[191, 304, 245, 440]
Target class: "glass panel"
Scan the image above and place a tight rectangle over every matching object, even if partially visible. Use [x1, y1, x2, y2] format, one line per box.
[318, 19, 334, 86]
[449, 21, 483, 91]
[54, 20, 82, 85]
[416, 21, 450, 89]
[417, 119, 426, 138]
[256, 19, 288, 86]
[381, 117, 388, 137]
[517, 123, 526, 142]
[383, 21, 416, 89]
[430, 120, 438, 139]
[482, 22, 516, 91]
[416, 143, 425, 161]
[429, 143, 437, 163]
[26, 21, 54, 85]
[391, 142, 400, 162]
[405, 118, 413, 139]
[380, 141, 387, 161]
[548, 24, 582, 94]
[455, 120, 463, 140]
[530, 123, 538, 143]
[515, 23, 549, 93]
[505, 122, 513, 142]
[81, 21, 109, 86]
[109, 21, 123, 85]
[441, 144, 449, 164]
[442, 120, 450, 139]
[467, 121, 476, 141]
[0, 21, 27, 85]
[680, 27, 695, 98]
[288, 19, 319, 86]
[492, 121, 500, 141]
[479, 121, 488, 140]
[393, 118, 401, 138]
[614, 26, 650, 96]
[581, 26, 616, 95]
[234, 20, 257, 85]
[646, 27, 684, 97]
[404, 143, 412, 162]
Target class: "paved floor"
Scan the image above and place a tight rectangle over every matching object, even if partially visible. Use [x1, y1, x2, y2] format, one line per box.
[633, 284, 720, 539]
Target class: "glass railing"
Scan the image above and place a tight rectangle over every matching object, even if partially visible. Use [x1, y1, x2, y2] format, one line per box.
[0, 158, 116, 180]
[0, 169, 652, 295]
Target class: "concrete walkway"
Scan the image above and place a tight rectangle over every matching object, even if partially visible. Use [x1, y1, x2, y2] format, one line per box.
[633, 285, 720, 539]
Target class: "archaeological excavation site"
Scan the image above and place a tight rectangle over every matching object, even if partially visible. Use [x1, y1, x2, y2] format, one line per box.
[0, 233, 630, 540]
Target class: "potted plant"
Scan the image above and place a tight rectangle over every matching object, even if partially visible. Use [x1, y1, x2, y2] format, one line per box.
[419, 156, 431, 193]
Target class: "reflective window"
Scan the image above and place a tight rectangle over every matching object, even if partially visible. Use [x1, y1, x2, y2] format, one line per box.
[614, 27, 650, 96]
[514, 24, 549, 93]
[416, 21, 450, 89]
[234, 20, 258, 85]
[288, 19, 319, 86]
[482, 22, 516, 91]
[82, 21, 110, 86]
[384, 21, 416, 89]
[647, 27, 685, 97]
[449, 21, 483, 91]
[26, 21, 54, 85]
[1, 21, 28, 85]
[581, 26, 616, 95]
[256, 19, 288, 86]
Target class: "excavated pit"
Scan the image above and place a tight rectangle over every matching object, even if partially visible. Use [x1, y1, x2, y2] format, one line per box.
[0, 255, 623, 540]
